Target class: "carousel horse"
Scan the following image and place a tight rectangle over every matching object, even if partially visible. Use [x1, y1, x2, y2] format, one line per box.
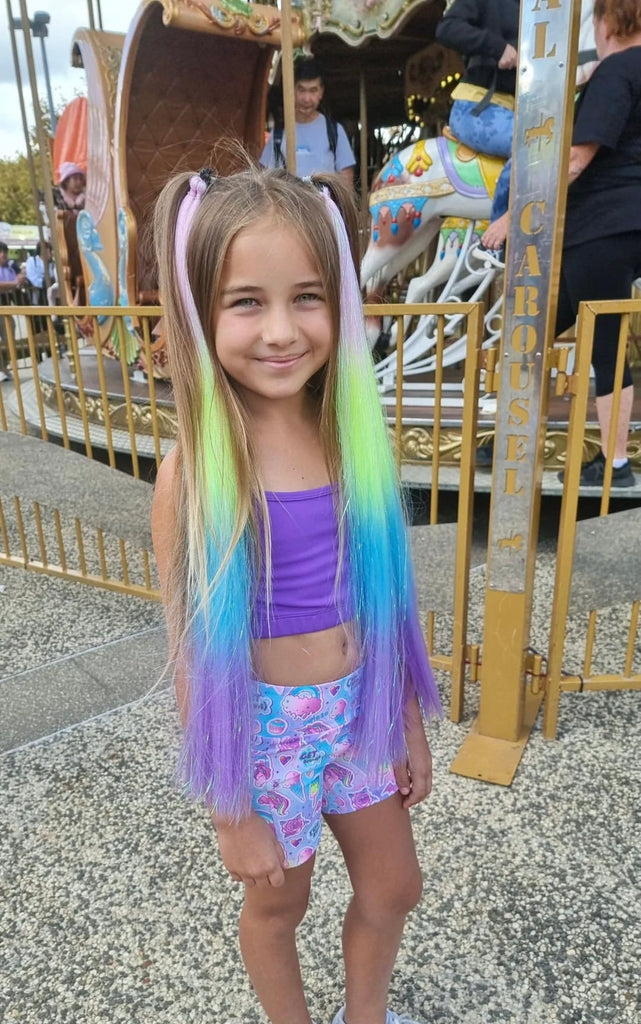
[363, 0, 597, 390]
[361, 136, 505, 389]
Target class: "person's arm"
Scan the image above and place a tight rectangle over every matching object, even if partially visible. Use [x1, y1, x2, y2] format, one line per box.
[0, 271, 24, 293]
[436, 0, 509, 61]
[568, 142, 600, 184]
[394, 694, 433, 810]
[571, 59, 634, 172]
[151, 446, 286, 886]
[334, 122, 356, 189]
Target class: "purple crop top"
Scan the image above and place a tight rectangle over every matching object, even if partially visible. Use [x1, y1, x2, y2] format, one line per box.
[252, 484, 353, 639]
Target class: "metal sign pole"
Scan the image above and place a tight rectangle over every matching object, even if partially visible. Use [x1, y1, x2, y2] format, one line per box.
[280, 0, 297, 175]
[6, 0, 47, 260]
[15, 0, 66, 302]
[452, 0, 581, 785]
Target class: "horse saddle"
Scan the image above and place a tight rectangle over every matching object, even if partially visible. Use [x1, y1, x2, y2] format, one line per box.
[441, 126, 505, 199]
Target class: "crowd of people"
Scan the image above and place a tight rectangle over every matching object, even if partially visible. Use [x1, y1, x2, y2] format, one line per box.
[0, 162, 86, 381]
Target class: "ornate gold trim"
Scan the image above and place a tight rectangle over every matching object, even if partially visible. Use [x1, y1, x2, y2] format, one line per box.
[398, 425, 641, 468]
[40, 382, 178, 439]
[316, 0, 426, 43]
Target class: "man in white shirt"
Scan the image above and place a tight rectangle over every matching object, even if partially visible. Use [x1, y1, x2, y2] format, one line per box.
[261, 58, 356, 185]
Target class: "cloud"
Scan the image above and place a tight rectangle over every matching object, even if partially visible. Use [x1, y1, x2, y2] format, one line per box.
[0, 0, 133, 156]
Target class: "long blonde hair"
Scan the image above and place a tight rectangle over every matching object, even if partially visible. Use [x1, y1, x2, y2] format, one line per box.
[153, 165, 440, 818]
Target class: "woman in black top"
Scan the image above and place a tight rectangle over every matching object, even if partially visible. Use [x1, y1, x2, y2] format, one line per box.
[555, 0, 641, 486]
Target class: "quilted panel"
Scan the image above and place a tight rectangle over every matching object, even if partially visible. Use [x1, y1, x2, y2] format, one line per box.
[123, 4, 273, 295]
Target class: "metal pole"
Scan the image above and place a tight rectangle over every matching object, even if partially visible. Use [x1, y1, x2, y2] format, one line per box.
[451, 0, 581, 785]
[6, 0, 47, 259]
[37, 33, 57, 133]
[86, 0, 95, 32]
[359, 66, 369, 237]
[280, 0, 297, 175]
[96, 0, 103, 31]
[16, 0, 66, 301]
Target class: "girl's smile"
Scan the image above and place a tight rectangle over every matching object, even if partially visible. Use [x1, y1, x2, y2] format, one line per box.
[214, 216, 333, 409]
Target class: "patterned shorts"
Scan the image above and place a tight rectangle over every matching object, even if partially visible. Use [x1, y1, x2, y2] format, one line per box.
[251, 666, 398, 868]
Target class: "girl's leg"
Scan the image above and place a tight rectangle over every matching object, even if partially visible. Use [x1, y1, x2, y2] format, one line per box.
[489, 159, 512, 222]
[449, 101, 513, 158]
[239, 855, 316, 1024]
[325, 793, 422, 1024]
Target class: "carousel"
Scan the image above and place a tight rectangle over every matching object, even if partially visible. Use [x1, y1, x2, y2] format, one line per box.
[23, 0, 641, 484]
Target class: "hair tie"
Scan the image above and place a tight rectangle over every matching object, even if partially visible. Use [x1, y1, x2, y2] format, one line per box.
[199, 167, 215, 187]
[175, 174, 211, 343]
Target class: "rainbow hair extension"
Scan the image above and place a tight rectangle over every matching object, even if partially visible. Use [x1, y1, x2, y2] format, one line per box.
[168, 169, 440, 822]
[174, 173, 255, 820]
[322, 188, 441, 772]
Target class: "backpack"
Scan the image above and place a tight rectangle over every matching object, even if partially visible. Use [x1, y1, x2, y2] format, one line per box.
[272, 115, 339, 171]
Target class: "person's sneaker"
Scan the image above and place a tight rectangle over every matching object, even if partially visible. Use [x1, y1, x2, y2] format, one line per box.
[0, 368, 12, 382]
[557, 449, 636, 488]
[332, 1008, 421, 1024]
[476, 441, 494, 467]
[471, 242, 505, 268]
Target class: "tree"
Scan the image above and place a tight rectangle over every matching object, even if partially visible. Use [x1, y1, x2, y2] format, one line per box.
[0, 154, 38, 224]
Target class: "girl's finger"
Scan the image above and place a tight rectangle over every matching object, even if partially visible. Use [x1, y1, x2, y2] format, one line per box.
[394, 762, 411, 796]
[268, 865, 286, 888]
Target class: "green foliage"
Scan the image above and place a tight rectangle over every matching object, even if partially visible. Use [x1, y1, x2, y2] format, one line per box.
[0, 154, 38, 224]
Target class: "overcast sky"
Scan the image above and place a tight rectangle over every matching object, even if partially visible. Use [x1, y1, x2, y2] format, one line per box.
[0, 1, 137, 159]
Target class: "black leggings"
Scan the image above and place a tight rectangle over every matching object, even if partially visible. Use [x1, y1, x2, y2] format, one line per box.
[555, 232, 641, 397]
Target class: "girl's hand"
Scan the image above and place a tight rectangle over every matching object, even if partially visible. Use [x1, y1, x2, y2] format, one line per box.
[498, 43, 518, 69]
[394, 697, 433, 809]
[214, 812, 287, 888]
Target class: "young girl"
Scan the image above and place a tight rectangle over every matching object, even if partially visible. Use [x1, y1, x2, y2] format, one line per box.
[151, 164, 441, 1024]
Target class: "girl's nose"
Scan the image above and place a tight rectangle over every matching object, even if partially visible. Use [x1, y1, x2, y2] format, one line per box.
[262, 305, 297, 346]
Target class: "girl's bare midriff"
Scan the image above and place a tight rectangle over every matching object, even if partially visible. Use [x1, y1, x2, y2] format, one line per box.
[254, 621, 360, 686]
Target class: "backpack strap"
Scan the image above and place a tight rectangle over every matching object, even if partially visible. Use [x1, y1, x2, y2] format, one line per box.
[273, 117, 339, 170]
[273, 126, 286, 168]
[326, 116, 338, 169]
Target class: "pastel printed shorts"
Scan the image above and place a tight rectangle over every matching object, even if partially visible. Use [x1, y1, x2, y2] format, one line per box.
[251, 667, 398, 868]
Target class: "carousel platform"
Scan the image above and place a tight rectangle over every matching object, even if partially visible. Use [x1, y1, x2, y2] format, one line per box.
[11, 349, 641, 496]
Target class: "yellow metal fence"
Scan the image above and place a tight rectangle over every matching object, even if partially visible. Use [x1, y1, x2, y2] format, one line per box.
[0, 302, 487, 697]
[544, 299, 641, 737]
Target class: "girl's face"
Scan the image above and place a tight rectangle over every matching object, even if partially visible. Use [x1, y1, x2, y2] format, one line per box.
[214, 216, 333, 411]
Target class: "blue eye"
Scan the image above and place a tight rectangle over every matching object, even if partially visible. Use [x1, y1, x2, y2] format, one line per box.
[297, 292, 324, 303]
[232, 296, 258, 308]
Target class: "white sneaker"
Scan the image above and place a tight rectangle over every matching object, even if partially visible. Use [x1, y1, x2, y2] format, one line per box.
[332, 1008, 422, 1024]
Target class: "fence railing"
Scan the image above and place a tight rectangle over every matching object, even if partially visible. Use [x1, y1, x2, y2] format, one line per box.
[1, 302, 487, 697]
[544, 299, 641, 737]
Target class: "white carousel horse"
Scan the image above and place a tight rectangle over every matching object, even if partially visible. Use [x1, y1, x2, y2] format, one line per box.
[361, 135, 505, 392]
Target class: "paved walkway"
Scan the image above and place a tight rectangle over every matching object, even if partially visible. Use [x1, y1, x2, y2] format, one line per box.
[1, 433, 640, 1024]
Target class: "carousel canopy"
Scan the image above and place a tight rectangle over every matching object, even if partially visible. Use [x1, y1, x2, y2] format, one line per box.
[300, 0, 446, 129]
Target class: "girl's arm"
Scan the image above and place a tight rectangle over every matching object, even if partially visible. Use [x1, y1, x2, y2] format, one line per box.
[394, 694, 433, 810]
[151, 447, 189, 726]
[152, 449, 286, 886]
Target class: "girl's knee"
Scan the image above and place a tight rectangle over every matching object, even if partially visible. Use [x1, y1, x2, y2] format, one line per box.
[355, 864, 423, 922]
[242, 879, 311, 931]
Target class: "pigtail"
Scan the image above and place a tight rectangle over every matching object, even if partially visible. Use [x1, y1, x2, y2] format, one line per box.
[316, 181, 441, 774]
[154, 172, 255, 820]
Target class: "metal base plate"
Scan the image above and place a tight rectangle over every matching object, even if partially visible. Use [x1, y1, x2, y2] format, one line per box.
[450, 690, 544, 786]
